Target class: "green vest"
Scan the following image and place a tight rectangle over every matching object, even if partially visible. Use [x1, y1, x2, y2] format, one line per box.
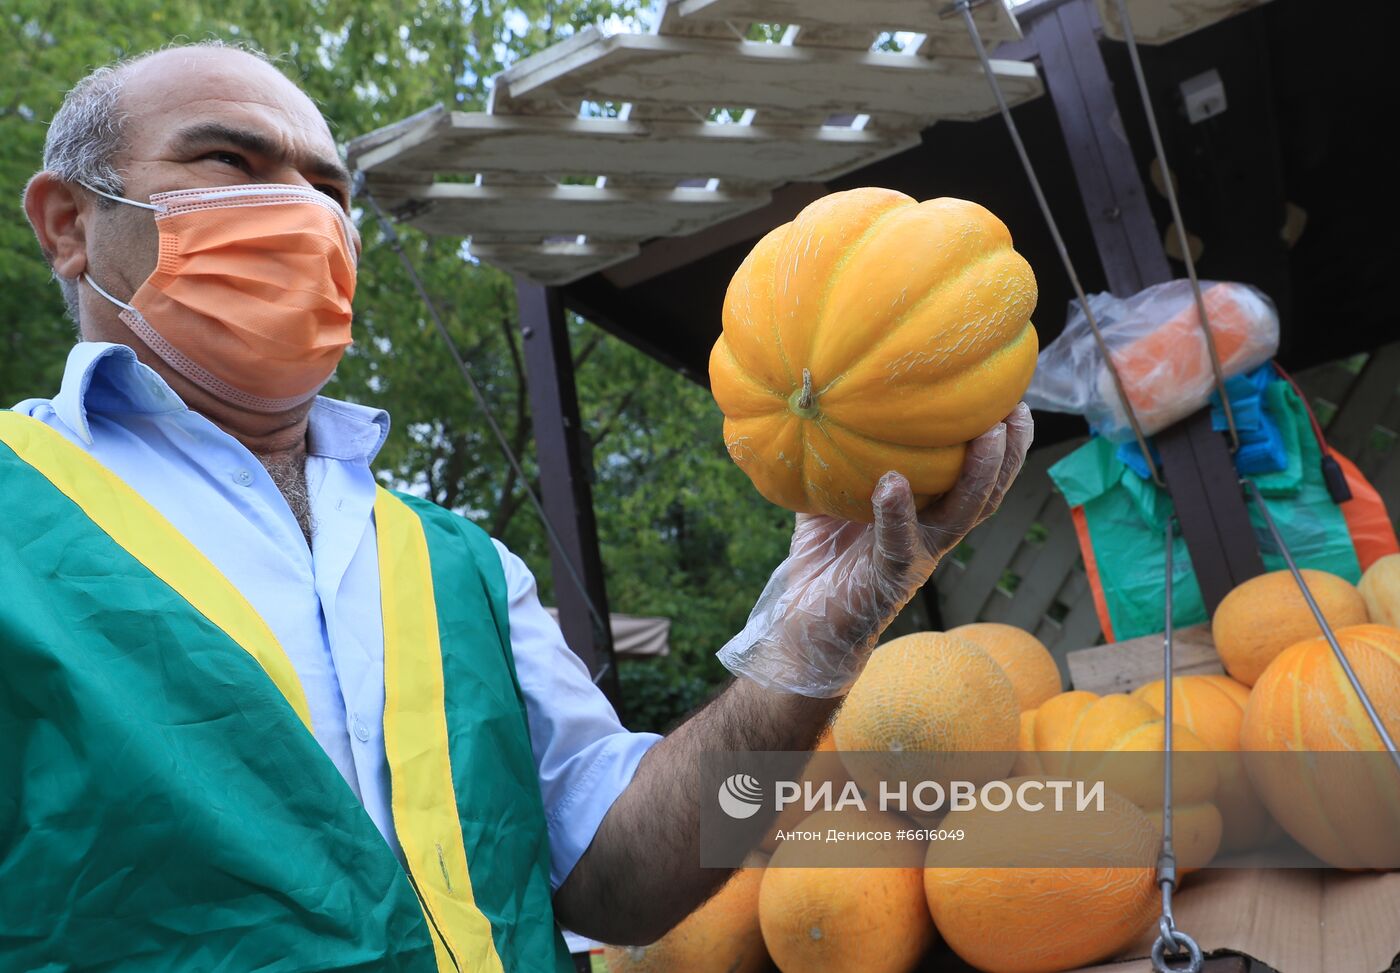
[0, 412, 572, 973]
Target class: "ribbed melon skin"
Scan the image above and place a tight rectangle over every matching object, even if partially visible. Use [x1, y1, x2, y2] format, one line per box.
[1132, 675, 1277, 850]
[1015, 690, 1222, 870]
[1241, 623, 1400, 867]
[709, 187, 1038, 522]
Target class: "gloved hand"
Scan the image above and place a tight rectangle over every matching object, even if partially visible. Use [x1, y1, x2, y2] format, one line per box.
[717, 402, 1035, 697]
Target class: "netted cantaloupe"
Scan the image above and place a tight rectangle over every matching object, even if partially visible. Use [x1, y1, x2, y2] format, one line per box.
[833, 632, 1020, 791]
[1132, 675, 1277, 850]
[1241, 623, 1400, 868]
[709, 187, 1038, 522]
[604, 867, 767, 973]
[760, 812, 934, 973]
[924, 781, 1159, 973]
[949, 622, 1062, 711]
[1212, 568, 1368, 685]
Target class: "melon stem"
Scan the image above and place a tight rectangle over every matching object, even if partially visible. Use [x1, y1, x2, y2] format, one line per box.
[789, 368, 819, 418]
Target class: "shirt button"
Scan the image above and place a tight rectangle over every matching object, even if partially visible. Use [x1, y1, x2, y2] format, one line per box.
[352, 717, 371, 743]
[235, 470, 254, 486]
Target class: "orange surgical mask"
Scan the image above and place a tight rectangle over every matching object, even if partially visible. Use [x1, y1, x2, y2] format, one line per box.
[81, 182, 357, 412]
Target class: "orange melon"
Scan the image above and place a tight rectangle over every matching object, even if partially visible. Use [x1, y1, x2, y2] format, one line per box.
[833, 632, 1020, 791]
[948, 623, 1062, 711]
[1359, 553, 1400, 627]
[1241, 623, 1400, 868]
[604, 867, 767, 973]
[1016, 691, 1221, 869]
[759, 811, 934, 973]
[709, 188, 1038, 522]
[924, 781, 1158, 973]
[1132, 675, 1277, 850]
[1212, 568, 1368, 685]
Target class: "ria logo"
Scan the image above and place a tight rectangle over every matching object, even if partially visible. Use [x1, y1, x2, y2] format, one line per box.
[717, 773, 764, 819]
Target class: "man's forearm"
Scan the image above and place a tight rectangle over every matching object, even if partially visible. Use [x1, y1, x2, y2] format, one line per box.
[553, 678, 838, 945]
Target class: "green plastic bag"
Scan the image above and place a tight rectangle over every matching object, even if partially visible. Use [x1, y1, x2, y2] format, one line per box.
[1049, 381, 1360, 640]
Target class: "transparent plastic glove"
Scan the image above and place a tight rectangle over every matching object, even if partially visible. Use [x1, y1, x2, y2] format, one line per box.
[717, 402, 1034, 697]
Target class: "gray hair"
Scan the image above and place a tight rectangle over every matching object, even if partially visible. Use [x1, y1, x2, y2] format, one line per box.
[39, 39, 273, 322]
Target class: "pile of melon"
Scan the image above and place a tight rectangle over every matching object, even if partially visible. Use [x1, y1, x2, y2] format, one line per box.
[604, 556, 1400, 973]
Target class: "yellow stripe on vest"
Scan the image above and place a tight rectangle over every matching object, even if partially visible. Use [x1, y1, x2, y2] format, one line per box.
[376, 487, 505, 973]
[0, 412, 313, 730]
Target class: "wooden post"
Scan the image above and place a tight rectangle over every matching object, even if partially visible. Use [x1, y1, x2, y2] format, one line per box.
[515, 280, 623, 709]
[1028, 0, 1263, 611]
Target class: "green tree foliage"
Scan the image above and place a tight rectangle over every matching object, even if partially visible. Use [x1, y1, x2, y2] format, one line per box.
[2, 0, 797, 731]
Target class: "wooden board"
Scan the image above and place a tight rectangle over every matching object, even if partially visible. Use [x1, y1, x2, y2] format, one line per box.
[466, 240, 641, 285]
[367, 181, 772, 239]
[350, 111, 918, 185]
[1066, 623, 1224, 694]
[1096, 0, 1275, 45]
[676, 0, 1021, 43]
[494, 30, 1042, 123]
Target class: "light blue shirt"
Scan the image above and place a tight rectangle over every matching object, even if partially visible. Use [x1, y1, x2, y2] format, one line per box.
[13, 341, 660, 890]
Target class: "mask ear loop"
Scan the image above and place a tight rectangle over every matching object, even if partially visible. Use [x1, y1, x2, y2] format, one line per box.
[80, 271, 141, 313]
[78, 181, 161, 211]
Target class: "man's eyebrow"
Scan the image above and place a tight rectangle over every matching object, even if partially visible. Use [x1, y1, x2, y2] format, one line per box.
[169, 122, 352, 189]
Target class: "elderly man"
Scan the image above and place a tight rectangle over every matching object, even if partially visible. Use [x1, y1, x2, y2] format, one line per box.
[6, 42, 1031, 973]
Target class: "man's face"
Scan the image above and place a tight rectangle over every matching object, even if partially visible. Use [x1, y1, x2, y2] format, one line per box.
[76, 47, 360, 344]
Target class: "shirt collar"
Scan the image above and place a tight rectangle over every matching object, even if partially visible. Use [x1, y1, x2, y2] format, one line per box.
[52, 341, 390, 465]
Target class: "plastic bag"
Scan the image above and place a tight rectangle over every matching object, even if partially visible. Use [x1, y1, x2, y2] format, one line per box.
[1025, 280, 1279, 442]
[1050, 379, 1360, 640]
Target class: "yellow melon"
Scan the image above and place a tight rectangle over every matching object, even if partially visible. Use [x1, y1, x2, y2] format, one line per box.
[833, 632, 1020, 791]
[1241, 623, 1400, 868]
[1359, 553, 1400, 627]
[1212, 568, 1368, 685]
[760, 812, 933, 973]
[1132, 675, 1277, 850]
[709, 188, 1038, 522]
[604, 867, 767, 973]
[1016, 690, 1221, 869]
[948, 622, 1063, 711]
[924, 781, 1159, 973]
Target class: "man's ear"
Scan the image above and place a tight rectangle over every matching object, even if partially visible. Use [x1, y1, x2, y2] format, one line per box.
[23, 172, 88, 281]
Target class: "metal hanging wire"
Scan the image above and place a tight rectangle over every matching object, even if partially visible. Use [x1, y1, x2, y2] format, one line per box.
[1242, 479, 1400, 772]
[954, 0, 1166, 488]
[956, 6, 1203, 966]
[355, 177, 616, 685]
[1112, 0, 1240, 454]
[1150, 517, 1204, 973]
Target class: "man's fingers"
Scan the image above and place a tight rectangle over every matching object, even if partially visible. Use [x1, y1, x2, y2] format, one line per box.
[872, 470, 920, 577]
[973, 402, 1034, 527]
[921, 422, 1007, 536]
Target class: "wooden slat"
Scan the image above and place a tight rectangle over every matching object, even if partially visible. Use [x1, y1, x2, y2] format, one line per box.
[1000, 505, 1084, 631]
[466, 240, 641, 286]
[1096, 0, 1275, 45]
[1066, 623, 1223, 695]
[1325, 343, 1400, 458]
[369, 181, 772, 238]
[676, 0, 1021, 43]
[495, 30, 1042, 124]
[350, 112, 916, 186]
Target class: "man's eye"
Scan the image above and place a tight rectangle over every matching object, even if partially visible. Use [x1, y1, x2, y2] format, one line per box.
[204, 151, 247, 169]
[315, 184, 346, 206]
